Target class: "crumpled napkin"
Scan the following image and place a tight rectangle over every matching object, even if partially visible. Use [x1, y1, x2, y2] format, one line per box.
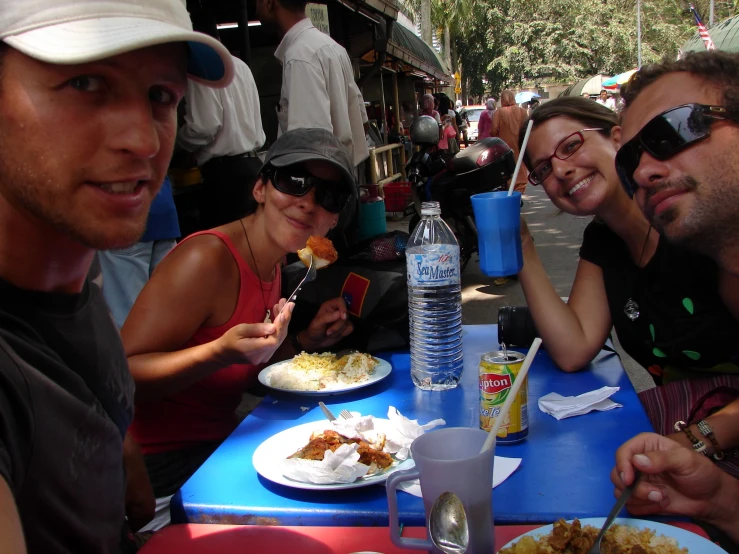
[395, 456, 522, 498]
[538, 386, 622, 420]
[282, 407, 445, 484]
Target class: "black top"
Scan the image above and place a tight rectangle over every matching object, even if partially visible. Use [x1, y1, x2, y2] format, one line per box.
[0, 277, 134, 553]
[580, 220, 739, 384]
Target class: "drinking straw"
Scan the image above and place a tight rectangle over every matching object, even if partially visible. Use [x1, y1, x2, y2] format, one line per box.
[480, 337, 543, 454]
[507, 119, 534, 196]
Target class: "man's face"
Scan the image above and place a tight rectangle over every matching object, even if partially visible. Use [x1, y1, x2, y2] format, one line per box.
[0, 44, 188, 250]
[619, 73, 739, 255]
[255, 0, 278, 33]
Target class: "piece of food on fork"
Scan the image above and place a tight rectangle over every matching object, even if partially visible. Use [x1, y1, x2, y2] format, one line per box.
[298, 236, 338, 269]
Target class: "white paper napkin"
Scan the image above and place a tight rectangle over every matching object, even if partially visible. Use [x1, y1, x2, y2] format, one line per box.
[538, 386, 622, 420]
[282, 407, 446, 485]
[395, 456, 522, 498]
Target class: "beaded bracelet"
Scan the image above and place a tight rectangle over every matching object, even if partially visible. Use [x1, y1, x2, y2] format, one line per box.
[674, 420, 709, 455]
[696, 419, 725, 461]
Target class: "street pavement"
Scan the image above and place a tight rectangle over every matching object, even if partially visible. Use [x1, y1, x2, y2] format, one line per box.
[390, 184, 655, 393]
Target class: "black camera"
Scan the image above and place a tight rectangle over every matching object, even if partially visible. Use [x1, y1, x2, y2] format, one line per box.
[497, 306, 538, 348]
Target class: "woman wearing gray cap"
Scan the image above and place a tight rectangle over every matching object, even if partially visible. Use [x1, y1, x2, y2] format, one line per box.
[120, 128, 357, 530]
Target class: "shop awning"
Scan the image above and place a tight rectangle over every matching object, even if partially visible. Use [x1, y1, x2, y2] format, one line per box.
[682, 14, 739, 53]
[387, 24, 450, 81]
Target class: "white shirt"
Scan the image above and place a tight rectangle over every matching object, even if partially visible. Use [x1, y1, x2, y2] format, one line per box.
[596, 97, 617, 111]
[275, 19, 369, 167]
[177, 55, 266, 166]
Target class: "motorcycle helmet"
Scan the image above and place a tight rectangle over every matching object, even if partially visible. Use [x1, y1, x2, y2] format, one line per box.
[410, 115, 440, 147]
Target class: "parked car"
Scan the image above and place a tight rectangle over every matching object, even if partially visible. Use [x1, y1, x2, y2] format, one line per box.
[463, 105, 486, 142]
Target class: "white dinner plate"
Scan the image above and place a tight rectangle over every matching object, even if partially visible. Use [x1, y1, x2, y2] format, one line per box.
[496, 517, 727, 553]
[252, 418, 415, 491]
[257, 355, 392, 395]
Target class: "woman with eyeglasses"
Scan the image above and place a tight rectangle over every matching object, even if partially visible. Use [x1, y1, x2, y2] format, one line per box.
[517, 96, 739, 475]
[119, 128, 356, 530]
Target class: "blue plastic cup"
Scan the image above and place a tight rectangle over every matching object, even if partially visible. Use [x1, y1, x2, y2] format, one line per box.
[471, 191, 523, 277]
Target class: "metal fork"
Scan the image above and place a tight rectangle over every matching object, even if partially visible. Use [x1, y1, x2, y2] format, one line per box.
[340, 409, 354, 420]
[277, 255, 316, 317]
[587, 471, 642, 554]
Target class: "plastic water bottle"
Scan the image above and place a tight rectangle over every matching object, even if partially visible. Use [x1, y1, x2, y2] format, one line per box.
[406, 201, 463, 390]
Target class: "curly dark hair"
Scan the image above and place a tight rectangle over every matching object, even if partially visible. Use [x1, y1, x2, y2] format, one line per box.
[621, 51, 739, 114]
[517, 96, 619, 169]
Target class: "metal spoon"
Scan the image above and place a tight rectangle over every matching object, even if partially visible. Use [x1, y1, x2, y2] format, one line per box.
[586, 471, 642, 554]
[428, 492, 469, 554]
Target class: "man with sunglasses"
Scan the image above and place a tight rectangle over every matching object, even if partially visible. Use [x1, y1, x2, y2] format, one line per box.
[613, 51, 739, 547]
[616, 51, 739, 277]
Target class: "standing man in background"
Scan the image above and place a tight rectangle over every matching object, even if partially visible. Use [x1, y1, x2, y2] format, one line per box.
[178, 18, 265, 229]
[98, 177, 181, 328]
[256, 0, 369, 169]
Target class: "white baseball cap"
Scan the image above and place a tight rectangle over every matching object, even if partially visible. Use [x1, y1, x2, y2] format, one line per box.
[0, 0, 234, 87]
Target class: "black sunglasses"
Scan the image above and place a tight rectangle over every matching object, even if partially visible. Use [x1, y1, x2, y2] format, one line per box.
[264, 166, 351, 214]
[616, 103, 739, 197]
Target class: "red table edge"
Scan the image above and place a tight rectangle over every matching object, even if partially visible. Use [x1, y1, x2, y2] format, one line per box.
[140, 522, 711, 553]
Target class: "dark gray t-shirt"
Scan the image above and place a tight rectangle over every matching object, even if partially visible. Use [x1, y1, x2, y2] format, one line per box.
[0, 277, 134, 553]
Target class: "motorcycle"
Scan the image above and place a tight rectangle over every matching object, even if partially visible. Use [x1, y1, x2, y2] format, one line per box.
[405, 115, 516, 270]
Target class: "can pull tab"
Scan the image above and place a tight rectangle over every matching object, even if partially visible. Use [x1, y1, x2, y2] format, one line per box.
[501, 342, 508, 360]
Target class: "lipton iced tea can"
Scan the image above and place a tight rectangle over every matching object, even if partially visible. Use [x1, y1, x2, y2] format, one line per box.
[479, 351, 528, 443]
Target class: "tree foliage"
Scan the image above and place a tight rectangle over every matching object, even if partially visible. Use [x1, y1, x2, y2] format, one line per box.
[400, 0, 738, 97]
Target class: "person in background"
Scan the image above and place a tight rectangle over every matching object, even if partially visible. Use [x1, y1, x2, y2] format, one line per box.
[582, 92, 591, 99]
[420, 93, 441, 124]
[122, 128, 356, 531]
[492, 90, 529, 194]
[0, 0, 234, 552]
[256, 0, 369, 169]
[477, 98, 495, 140]
[438, 114, 458, 156]
[527, 98, 541, 116]
[456, 99, 469, 147]
[177, 15, 265, 230]
[98, 177, 181, 328]
[517, 96, 739, 476]
[595, 88, 616, 110]
[437, 93, 459, 137]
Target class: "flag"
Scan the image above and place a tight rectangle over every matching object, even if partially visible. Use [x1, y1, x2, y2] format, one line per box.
[689, 4, 716, 50]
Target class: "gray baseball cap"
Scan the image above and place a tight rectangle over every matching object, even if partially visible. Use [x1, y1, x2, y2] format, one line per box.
[261, 128, 357, 197]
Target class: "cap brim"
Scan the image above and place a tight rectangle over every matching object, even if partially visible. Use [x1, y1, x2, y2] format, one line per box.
[265, 151, 357, 196]
[4, 17, 233, 87]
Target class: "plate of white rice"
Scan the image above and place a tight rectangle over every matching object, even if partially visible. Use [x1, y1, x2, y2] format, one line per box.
[258, 352, 392, 395]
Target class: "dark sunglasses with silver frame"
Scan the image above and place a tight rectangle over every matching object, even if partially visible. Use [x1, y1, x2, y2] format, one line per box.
[263, 165, 351, 214]
[616, 103, 739, 198]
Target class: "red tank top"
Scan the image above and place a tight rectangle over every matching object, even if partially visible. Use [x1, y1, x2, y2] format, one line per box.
[130, 230, 281, 454]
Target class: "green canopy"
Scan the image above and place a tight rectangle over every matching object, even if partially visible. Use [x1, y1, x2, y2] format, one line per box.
[682, 14, 739, 53]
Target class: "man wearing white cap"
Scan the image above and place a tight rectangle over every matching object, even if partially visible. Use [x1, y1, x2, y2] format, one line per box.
[0, 1, 234, 552]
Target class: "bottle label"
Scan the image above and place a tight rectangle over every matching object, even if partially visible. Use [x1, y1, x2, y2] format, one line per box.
[407, 245, 460, 287]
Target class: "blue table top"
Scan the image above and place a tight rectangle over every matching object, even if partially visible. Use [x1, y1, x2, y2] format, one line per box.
[172, 324, 653, 526]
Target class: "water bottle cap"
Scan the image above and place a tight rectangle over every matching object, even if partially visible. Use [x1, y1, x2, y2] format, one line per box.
[421, 201, 441, 216]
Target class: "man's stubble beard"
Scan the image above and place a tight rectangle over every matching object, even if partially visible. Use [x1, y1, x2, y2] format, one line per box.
[0, 150, 146, 251]
[649, 173, 739, 262]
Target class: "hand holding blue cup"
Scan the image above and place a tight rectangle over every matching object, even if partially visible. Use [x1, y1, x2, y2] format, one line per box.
[471, 191, 523, 277]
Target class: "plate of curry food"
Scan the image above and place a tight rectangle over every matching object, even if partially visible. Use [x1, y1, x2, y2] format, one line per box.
[497, 517, 727, 553]
[252, 418, 414, 490]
